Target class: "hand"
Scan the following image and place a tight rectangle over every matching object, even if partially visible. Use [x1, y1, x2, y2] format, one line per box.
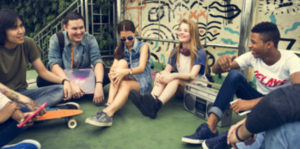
[18, 112, 35, 127]
[63, 81, 73, 100]
[217, 55, 236, 72]
[93, 83, 105, 104]
[157, 72, 172, 84]
[0, 101, 20, 121]
[227, 123, 240, 148]
[70, 82, 85, 99]
[25, 100, 46, 116]
[110, 68, 128, 87]
[227, 123, 257, 147]
[230, 99, 253, 114]
[3, 101, 19, 114]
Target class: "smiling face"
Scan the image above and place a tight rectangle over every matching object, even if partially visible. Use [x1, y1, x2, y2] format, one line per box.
[5, 18, 25, 49]
[120, 31, 135, 49]
[63, 19, 85, 45]
[177, 23, 191, 44]
[248, 33, 271, 59]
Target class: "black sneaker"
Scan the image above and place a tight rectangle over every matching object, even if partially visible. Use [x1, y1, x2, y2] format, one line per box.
[142, 94, 162, 119]
[129, 90, 147, 115]
[54, 102, 80, 109]
[182, 123, 218, 144]
[202, 131, 229, 149]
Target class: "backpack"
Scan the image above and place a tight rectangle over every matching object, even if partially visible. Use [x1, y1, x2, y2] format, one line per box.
[36, 32, 65, 87]
[56, 32, 65, 55]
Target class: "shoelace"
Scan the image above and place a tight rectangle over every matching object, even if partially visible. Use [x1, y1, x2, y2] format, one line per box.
[96, 111, 104, 119]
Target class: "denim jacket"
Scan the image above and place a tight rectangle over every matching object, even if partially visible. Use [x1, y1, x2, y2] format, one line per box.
[124, 38, 152, 94]
[48, 31, 103, 69]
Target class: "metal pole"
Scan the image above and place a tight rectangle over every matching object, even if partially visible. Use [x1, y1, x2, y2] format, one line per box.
[238, 0, 255, 79]
[80, 0, 84, 17]
[237, 0, 255, 56]
[116, 0, 122, 23]
[85, 0, 89, 33]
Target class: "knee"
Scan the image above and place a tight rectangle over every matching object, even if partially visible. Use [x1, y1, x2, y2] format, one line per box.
[226, 70, 245, 82]
[119, 81, 129, 89]
[171, 79, 180, 85]
[117, 59, 129, 69]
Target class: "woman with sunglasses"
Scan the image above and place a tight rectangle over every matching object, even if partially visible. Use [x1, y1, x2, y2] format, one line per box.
[85, 20, 152, 127]
[130, 19, 207, 119]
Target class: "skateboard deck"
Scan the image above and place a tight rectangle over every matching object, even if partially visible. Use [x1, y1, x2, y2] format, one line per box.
[36, 109, 83, 121]
[35, 109, 83, 129]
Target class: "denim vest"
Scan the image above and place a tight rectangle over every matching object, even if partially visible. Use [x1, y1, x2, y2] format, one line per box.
[124, 39, 152, 94]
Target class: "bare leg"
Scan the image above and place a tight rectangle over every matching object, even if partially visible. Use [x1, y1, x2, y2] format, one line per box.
[157, 79, 182, 104]
[151, 72, 167, 98]
[206, 113, 219, 133]
[106, 59, 128, 105]
[104, 80, 140, 117]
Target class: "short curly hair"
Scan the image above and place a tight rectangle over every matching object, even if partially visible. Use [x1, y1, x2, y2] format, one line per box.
[251, 22, 280, 48]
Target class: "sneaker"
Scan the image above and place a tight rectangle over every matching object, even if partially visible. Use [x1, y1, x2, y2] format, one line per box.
[85, 111, 112, 127]
[2, 139, 41, 149]
[142, 94, 162, 119]
[202, 131, 228, 149]
[54, 102, 80, 109]
[181, 123, 218, 144]
[129, 90, 147, 115]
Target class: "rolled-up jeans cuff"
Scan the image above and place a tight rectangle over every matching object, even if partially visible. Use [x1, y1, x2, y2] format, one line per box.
[208, 106, 223, 119]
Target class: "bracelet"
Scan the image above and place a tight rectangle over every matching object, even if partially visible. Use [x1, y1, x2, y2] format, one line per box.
[129, 68, 133, 75]
[96, 81, 103, 84]
[61, 79, 69, 85]
[235, 124, 245, 142]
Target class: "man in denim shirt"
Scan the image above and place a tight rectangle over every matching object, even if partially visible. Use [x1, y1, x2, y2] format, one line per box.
[47, 12, 109, 104]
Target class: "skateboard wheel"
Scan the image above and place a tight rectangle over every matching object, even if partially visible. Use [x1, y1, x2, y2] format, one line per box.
[67, 118, 77, 129]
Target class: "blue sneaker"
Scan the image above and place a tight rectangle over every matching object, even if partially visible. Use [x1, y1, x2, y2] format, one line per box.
[2, 139, 41, 149]
[181, 123, 218, 144]
[202, 131, 228, 149]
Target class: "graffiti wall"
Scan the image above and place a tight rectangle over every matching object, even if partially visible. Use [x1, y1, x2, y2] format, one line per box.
[123, 0, 300, 72]
[254, 0, 300, 51]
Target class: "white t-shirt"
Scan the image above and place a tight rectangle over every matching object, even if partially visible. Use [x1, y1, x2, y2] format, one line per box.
[0, 92, 11, 110]
[177, 54, 192, 74]
[235, 50, 300, 95]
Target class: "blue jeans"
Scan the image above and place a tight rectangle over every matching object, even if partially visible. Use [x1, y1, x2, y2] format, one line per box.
[235, 132, 265, 149]
[208, 70, 263, 118]
[0, 85, 64, 147]
[18, 85, 64, 107]
[265, 122, 300, 149]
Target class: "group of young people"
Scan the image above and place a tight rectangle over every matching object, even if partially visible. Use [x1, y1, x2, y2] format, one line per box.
[0, 7, 299, 149]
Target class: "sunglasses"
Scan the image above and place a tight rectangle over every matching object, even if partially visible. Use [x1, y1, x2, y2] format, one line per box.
[120, 36, 134, 42]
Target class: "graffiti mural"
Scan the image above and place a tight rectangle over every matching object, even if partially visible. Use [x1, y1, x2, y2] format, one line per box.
[256, 0, 300, 51]
[125, 0, 243, 68]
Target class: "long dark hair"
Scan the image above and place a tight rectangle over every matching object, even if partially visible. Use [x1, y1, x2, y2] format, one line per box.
[113, 20, 136, 60]
[0, 8, 22, 46]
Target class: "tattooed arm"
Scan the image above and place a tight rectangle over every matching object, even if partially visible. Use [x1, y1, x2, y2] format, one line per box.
[0, 83, 45, 114]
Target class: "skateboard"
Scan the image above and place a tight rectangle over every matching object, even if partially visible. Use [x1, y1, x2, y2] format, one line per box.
[35, 109, 83, 129]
